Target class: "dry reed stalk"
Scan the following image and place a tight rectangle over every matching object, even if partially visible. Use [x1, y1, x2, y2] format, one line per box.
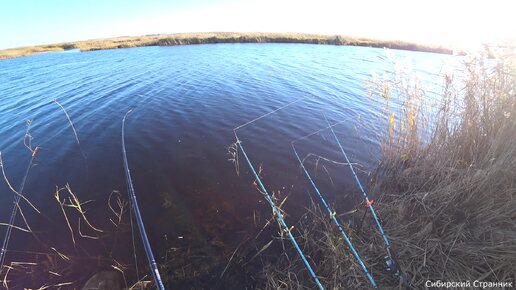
[261, 56, 515, 289]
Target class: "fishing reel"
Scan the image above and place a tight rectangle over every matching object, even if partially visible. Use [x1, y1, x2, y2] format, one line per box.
[384, 256, 400, 276]
[384, 256, 411, 289]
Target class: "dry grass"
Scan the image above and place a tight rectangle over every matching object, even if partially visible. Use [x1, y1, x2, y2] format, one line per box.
[365, 56, 516, 288]
[0, 105, 147, 289]
[0, 187, 132, 289]
[0, 32, 453, 60]
[0, 45, 66, 60]
[259, 56, 516, 289]
[262, 201, 406, 289]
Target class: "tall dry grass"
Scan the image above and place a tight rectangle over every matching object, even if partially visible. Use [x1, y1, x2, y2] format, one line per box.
[261, 56, 516, 289]
[366, 55, 516, 287]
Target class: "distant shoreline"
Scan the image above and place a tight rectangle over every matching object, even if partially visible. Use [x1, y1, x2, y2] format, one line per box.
[0, 32, 454, 60]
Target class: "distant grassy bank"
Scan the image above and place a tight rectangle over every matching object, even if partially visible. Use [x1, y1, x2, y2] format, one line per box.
[0, 32, 454, 60]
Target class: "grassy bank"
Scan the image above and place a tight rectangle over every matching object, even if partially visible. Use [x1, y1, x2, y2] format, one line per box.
[367, 56, 516, 288]
[0, 32, 453, 60]
[260, 57, 516, 289]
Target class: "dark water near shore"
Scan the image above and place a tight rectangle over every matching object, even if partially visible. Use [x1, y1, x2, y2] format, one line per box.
[0, 44, 456, 288]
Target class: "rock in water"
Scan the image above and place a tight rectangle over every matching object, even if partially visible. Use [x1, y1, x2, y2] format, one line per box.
[81, 271, 123, 290]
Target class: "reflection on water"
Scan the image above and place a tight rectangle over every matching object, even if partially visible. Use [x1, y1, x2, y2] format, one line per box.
[0, 44, 455, 288]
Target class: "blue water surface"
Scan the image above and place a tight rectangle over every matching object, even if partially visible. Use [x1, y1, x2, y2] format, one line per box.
[0, 43, 457, 288]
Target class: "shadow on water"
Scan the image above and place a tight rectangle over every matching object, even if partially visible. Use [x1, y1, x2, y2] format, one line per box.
[0, 43, 456, 289]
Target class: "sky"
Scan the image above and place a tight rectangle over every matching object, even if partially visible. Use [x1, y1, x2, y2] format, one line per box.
[0, 0, 514, 49]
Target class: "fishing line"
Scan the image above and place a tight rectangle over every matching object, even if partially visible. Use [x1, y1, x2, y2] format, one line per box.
[122, 109, 165, 290]
[53, 100, 81, 147]
[291, 118, 350, 144]
[53, 99, 89, 177]
[233, 98, 302, 131]
[291, 142, 378, 289]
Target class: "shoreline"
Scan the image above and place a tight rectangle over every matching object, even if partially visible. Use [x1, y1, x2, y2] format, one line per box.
[0, 32, 454, 60]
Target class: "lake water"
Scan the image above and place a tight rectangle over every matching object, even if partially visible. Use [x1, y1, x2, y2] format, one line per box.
[0, 44, 456, 288]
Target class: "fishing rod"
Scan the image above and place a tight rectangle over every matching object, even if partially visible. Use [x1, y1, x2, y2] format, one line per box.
[232, 98, 324, 290]
[324, 115, 410, 286]
[291, 142, 378, 289]
[0, 146, 39, 269]
[324, 116, 392, 255]
[1, 107, 90, 273]
[234, 131, 324, 290]
[122, 110, 165, 290]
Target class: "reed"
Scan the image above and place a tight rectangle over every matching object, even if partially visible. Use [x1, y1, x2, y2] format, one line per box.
[365, 55, 516, 288]
[261, 55, 516, 289]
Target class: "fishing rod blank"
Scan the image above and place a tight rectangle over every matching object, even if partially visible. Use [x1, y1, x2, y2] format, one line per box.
[325, 116, 410, 287]
[234, 131, 325, 290]
[324, 116, 392, 257]
[122, 110, 165, 290]
[0, 148, 38, 269]
[232, 99, 324, 289]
